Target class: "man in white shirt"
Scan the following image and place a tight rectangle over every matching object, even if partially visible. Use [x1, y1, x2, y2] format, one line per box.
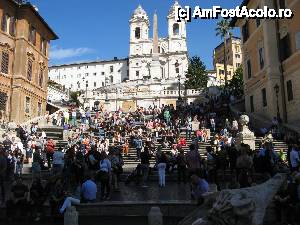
[290, 146, 300, 172]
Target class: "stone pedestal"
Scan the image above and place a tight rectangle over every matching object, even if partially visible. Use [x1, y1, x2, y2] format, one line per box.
[64, 206, 78, 225]
[148, 206, 163, 225]
[236, 115, 256, 151]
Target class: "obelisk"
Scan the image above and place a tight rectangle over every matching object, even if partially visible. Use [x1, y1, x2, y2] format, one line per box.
[150, 10, 161, 80]
[153, 11, 159, 55]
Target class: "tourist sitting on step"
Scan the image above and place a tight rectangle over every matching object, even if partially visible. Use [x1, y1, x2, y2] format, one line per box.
[6, 177, 30, 220]
[190, 174, 209, 205]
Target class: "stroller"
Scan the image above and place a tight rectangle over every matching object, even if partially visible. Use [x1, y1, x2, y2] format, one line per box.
[125, 164, 142, 185]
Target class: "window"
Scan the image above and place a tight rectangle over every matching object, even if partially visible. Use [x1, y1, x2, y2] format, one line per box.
[236, 63, 241, 68]
[173, 23, 179, 35]
[136, 71, 139, 77]
[93, 73, 97, 76]
[28, 25, 36, 45]
[280, 34, 291, 61]
[1, 52, 9, 74]
[135, 27, 141, 39]
[235, 54, 240, 58]
[94, 82, 97, 87]
[242, 21, 249, 43]
[1, 14, 7, 32]
[219, 69, 224, 75]
[102, 82, 104, 87]
[37, 102, 42, 116]
[38, 69, 43, 87]
[27, 59, 33, 81]
[25, 97, 30, 113]
[70, 84, 73, 89]
[85, 73, 89, 77]
[259, 47, 264, 69]
[110, 76, 113, 83]
[101, 72, 105, 75]
[176, 67, 179, 73]
[110, 66, 113, 73]
[77, 82, 80, 89]
[287, 80, 293, 101]
[250, 96, 254, 112]
[247, 59, 252, 79]
[9, 16, 16, 36]
[262, 88, 267, 107]
[40, 37, 47, 55]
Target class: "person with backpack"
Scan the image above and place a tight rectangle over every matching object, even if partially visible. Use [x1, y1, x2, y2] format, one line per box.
[135, 136, 143, 161]
[157, 152, 167, 187]
[110, 150, 124, 191]
[46, 138, 55, 169]
[177, 149, 187, 183]
[98, 152, 111, 200]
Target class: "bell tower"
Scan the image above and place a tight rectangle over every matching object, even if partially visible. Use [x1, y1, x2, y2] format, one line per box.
[129, 5, 150, 56]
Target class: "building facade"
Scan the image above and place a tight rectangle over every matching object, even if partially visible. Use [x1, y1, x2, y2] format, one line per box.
[0, 0, 57, 123]
[49, 1, 192, 111]
[128, 3, 188, 81]
[231, 0, 300, 125]
[47, 80, 69, 103]
[49, 58, 129, 92]
[213, 36, 242, 85]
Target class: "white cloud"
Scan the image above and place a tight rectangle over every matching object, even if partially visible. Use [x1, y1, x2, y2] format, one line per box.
[50, 47, 94, 60]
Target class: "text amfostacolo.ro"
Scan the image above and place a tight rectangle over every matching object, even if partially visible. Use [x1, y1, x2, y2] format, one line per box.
[175, 6, 294, 22]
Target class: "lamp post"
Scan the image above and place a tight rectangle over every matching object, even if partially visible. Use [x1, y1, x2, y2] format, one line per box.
[274, 84, 281, 122]
[175, 61, 182, 100]
[103, 76, 109, 102]
[82, 77, 88, 107]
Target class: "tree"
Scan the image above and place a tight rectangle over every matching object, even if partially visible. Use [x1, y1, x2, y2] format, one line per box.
[185, 56, 208, 89]
[228, 66, 244, 98]
[69, 91, 81, 107]
[215, 19, 232, 87]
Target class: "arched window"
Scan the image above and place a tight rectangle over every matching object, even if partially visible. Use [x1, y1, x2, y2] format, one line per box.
[135, 27, 141, 39]
[173, 23, 179, 35]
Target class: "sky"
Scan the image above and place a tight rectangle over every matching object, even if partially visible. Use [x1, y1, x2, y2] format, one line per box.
[29, 0, 242, 70]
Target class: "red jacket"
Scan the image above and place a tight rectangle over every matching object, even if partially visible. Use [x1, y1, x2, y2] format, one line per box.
[46, 140, 55, 153]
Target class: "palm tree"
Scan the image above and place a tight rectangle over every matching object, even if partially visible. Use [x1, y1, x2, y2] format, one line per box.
[215, 19, 232, 87]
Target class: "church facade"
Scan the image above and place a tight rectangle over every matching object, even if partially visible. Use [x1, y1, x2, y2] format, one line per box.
[49, 2, 202, 111]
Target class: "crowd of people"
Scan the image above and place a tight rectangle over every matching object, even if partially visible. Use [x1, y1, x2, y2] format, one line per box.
[0, 94, 300, 223]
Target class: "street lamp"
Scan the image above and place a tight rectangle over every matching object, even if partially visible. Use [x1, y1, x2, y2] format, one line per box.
[105, 77, 109, 102]
[175, 61, 182, 100]
[274, 84, 281, 122]
[82, 77, 88, 106]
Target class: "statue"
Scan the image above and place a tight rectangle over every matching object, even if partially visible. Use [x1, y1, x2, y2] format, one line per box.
[180, 174, 286, 225]
[236, 115, 256, 151]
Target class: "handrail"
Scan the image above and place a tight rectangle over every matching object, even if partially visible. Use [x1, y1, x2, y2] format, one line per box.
[20, 103, 65, 128]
